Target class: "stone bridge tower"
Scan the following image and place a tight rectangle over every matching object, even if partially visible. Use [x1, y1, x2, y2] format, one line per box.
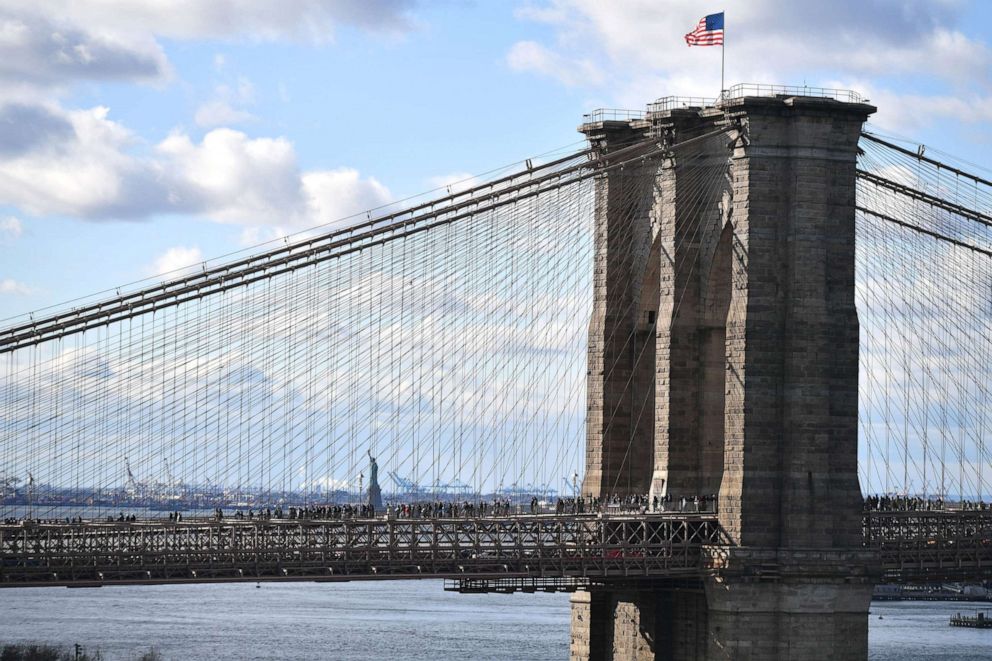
[574, 92, 878, 660]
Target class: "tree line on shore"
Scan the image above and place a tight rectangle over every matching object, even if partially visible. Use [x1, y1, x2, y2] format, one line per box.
[1, 644, 163, 661]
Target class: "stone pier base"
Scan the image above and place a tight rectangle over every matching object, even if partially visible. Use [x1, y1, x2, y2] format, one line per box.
[569, 562, 873, 660]
[570, 589, 661, 660]
[570, 587, 710, 661]
[570, 591, 608, 660]
[704, 579, 872, 660]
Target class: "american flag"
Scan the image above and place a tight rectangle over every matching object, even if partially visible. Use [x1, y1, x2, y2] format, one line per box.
[685, 12, 724, 47]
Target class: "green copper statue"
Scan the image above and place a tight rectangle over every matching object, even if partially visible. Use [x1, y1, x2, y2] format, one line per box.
[367, 450, 383, 511]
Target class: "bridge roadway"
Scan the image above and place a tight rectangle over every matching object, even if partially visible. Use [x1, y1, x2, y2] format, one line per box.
[1, 510, 990, 590]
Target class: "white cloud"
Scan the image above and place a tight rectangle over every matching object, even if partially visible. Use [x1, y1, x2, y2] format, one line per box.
[506, 40, 603, 87]
[510, 1, 991, 128]
[194, 79, 257, 127]
[149, 245, 204, 277]
[0, 103, 394, 230]
[158, 128, 306, 223]
[869, 88, 992, 134]
[0, 8, 169, 89]
[0, 278, 32, 294]
[426, 172, 480, 195]
[0, 102, 76, 156]
[235, 77, 255, 104]
[0, 104, 166, 219]
[0, 1, 415, 105]
[4, 1, 415, 46]
[238, 226, 288, 247]
[517, 0, 979, 79]
[0, 215, 21, 242]
[303, 168, 393, 228]
[194, 100, 255, 127]
[302, 475, 353, 491]
[0, 3, 408, 232]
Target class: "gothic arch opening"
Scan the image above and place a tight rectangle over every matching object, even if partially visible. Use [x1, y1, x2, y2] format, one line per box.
[699, 220, 734, 498]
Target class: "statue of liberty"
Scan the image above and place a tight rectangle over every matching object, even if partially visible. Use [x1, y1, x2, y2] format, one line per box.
[367, 450, 383, 511]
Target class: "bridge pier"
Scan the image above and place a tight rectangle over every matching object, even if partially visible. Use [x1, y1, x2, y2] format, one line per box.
[571, 573, 873, 661]
[571, 588, 708, 661]
[704, 579, 872, 660]
[701, 547, 878, 660]
[571, 586, 707, 661]
[577, 91, 877, 660]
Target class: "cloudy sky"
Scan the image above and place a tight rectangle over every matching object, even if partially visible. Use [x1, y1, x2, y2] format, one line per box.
[1, 0, 991, 321]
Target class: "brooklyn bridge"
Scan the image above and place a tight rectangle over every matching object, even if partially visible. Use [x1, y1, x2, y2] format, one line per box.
[3, 84, 992, 660]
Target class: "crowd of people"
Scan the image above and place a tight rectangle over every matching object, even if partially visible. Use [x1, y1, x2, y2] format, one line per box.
[208, 504, 380, 521]
[864, 494, 988, 512]
[185, 494, 721, 522]
[190, 493, 987, 521]
[546, 493, 718, 515]
[2, 492, 726, 526]
[653, 493, 719, 513]
[390, 499, 514, 519]
[3, 516, 89, 525]
[281, 504, 378, 520]
[12, 491, 992, 526]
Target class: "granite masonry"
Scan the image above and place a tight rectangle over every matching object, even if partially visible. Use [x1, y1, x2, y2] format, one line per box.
[574, 93, 878, 660]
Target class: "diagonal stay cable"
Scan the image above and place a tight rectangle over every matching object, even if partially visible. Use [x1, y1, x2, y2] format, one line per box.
[1, 137, 708, 352]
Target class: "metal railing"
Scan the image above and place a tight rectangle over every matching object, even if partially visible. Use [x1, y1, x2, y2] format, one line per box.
[0, 513, 724, 588]
[720, 83, 865, 104]
[865, 510, 992, 582]
[647, 96, 717, 113]
[581, 108, 645, 124]
[593, 85, 866, 124]
[6, 510, 991, 588]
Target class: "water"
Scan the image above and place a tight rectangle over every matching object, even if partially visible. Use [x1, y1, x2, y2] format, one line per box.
[0, 581, 569, 660]
[1, 583, 991, 660]
[869, 601, 992, 660]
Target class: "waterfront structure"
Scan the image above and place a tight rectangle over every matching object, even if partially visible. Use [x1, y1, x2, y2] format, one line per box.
[3, 85, 992, 660]
[574, 90, 875, 660]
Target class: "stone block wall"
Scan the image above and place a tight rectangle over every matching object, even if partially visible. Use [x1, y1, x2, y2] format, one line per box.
[574, 93, 878, 661]
[718, 97, 873, 548]
[581, 120, 658, 497]
[650, 110, 733, 503]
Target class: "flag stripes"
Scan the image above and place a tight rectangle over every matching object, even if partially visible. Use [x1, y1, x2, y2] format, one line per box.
[685, 13, 724, 47]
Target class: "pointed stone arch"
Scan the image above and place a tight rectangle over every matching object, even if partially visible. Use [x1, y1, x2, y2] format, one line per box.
[698, 218, 735, 498]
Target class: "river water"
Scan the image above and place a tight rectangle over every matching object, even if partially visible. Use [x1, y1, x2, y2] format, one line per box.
[1, 582, 991, 660]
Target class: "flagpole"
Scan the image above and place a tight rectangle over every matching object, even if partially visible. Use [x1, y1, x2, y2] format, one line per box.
[720, 14, 725, 100]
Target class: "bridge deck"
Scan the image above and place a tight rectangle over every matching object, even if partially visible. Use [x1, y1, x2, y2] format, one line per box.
[3, 511, 991, 589]
[867, 510, 992, 582]
[0, 513, 724, 588]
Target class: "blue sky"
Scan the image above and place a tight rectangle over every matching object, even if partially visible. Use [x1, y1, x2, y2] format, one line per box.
[1, 0, 992, 320]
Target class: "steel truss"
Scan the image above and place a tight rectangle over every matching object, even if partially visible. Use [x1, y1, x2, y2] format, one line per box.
[5, 511, 992, 588]
[0, 513, 723, 588]
[865, 510, 992, 582]
[446, 576, 705, 595]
